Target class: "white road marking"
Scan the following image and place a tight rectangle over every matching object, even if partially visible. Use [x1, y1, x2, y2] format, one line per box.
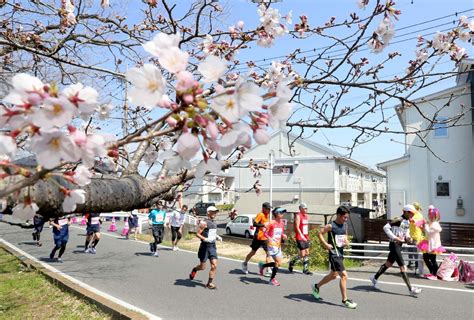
[0, 238, 161, 320]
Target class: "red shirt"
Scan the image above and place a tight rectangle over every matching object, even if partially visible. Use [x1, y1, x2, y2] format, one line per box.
[294, 212, 309, 241]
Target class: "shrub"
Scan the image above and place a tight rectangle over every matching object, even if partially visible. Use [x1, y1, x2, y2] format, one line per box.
[216, 204, 234, 211]
[283, 227, 328, 269]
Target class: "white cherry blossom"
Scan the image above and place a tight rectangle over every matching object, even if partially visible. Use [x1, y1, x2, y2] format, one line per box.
[72, 165, 92, 186]
[62, 83, 99, 114]
[143, 32, 181, 57]
[126, 64, 167, 108]
[158, 47, 189, 74]
[63, 189, 86, 212]
[3, 73, 44, 106]
[253, 128, 270, 145]
[268, 99, 292, 129]
[198, 55, 227, 83]
[12, 201, 39, 221]
[33, 96, 77, 129]
[176, 132, 200, 160]
[0, 134, 17, 156]
[31, 129, 81, 169]
[195, 158, 221, 178]
[159, 150, 192, 172]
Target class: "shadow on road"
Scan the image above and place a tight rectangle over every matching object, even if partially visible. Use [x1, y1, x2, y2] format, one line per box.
[351, 285, 409, 297]
[228, 268, 246, 275]
[18, 241, 38, 246]
[238, 276, 269, 285]
[174, 279, 206, 288]
[135, 252, 154, 256]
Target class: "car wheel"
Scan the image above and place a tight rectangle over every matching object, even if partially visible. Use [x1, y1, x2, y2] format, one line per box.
[226, 227, 231, 235]
[244, 230, 251, 238]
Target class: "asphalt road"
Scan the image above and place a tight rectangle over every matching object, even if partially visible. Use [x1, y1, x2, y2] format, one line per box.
[1, 218, 473, 320]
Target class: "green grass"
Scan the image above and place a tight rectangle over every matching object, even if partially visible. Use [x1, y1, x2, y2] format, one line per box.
[0, 248, 112, 320]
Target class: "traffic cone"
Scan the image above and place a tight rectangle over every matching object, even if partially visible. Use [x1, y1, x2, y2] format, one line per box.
[80, 216, 87, 225]
[71, 216, 77, 224]
[121, 218, 129, 236]
[108, 217, 117, 232]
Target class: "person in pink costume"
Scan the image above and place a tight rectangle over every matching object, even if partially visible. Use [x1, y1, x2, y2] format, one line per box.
[416, 206, 446, 279]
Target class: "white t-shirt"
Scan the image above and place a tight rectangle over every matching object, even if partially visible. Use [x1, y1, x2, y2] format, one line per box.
[170, 211, 186, 227]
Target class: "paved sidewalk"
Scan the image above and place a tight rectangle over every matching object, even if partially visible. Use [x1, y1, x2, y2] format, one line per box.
[1, 217, 472, 319]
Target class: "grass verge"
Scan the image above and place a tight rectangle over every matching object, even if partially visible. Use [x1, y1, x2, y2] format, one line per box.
[0, 248, 111, 319]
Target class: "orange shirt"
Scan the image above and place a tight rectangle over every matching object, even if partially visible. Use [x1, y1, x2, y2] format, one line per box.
[255, 211, 270, 240]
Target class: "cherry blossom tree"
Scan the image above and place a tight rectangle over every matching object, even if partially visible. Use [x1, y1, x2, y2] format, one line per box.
[0, 0, 472, 220]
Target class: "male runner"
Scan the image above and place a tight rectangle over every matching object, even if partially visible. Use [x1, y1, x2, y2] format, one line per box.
[49, 215, 71, 262]
[32, 213, 45, 247]
[312, 206, 357, 309]
[259, 207, 287, 286]
[84, 212, 102, 254]
[241, 202, 272, 274]
[189, 206, 222, 289]
[288, 203, 312, 275]
[369, 204, 422, 296]
[148, 202, 167, 257]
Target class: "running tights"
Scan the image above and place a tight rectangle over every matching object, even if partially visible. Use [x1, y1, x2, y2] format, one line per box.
[423, 253, 439, 275]
[261, 262, 278, 279]
[51, 245, 66, 258]
[374, 264, 388, 280]
[291, 255, 301, 264]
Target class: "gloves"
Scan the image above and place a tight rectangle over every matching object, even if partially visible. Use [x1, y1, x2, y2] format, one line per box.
[216, 235, 223, 242]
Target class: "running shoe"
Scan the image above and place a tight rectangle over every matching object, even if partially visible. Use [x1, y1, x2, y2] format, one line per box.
[172, 246, 178, 251]
[312, 284, 321, 300]
[369, 274, 379, 290]
[409, 287, 422, 296]
[258, 262, 265, 276]
[36, 242, 42, 247]
[57, 258, 63, 263]
[426, 274, 437, 280]
[90, 248, 97, 254]
[343, 299, 357, 309]
[206, 283, 217, 290]
[32, 233, 37, 241]
[242, 262, 248, 274]
[49, 253, 55, 261]
[154, 252, 159, 257]
[303, 269, 313, 275]
[265, 268, 272, 277]
[84, 248, 90, 254]
[189, 269, 197, 280]
[269, 278, 280, 286]
[288, 260, 294, 273]
[149, 243, 154, 253]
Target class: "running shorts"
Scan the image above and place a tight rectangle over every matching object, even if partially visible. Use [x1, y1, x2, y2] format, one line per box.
[328, 252, 345, 272]
[198, 242, 217, 262]
[87, 225, 100, 235]
[296, 240, 310, 250]
[387, 242, 405, 266]
[171, 226, 182, 241]
[250, 238, 268, 252]
[267, 246, 282, 258]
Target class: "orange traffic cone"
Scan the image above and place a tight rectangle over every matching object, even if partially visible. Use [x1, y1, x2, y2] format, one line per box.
[108, 217, 117, 232]
[121, 218, 129, 236]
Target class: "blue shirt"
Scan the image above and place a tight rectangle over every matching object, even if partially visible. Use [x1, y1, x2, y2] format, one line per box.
[148, 209, 166, 225]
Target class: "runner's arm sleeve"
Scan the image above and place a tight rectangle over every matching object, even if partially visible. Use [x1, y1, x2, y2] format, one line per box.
[383, 222, 397, 240]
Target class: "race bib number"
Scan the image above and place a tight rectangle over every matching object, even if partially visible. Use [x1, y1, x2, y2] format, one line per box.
[91, 217, 100, 225]
[273, 227, 283, 240]
[58, 218, 68, 226]
[302, 224, 308, 235]
[155, 214, 164, 223]
[335, 234, 347, 247]
[207, 229, 217, 241]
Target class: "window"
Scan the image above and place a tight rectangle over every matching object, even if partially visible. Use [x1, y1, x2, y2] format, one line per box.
[339, 165, 342, 175]
[241, 217, 249, 224]
[273, 165, 293, 174]
[346, 168, 350, 175]
[436, 181, 450, 197]
[233, 217, 242, 223]
[433, 117, 448, 138]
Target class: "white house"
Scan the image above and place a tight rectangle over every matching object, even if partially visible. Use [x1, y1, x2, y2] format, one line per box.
[378, 61, 473, 223]
[230, 131, 386, 218]
[184, 172, 235, 206]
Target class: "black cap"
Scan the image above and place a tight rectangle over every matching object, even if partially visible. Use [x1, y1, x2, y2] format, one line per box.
[336, 205, 350, 215]
[262, 202, 272, 209]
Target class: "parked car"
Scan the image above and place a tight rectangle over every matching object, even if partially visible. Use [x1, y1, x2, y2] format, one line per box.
[192, 202, 216, 216]
[225, 214, 256, 238]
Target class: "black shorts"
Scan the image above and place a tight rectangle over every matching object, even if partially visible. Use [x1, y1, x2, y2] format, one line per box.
[33, 216, 44, 233]
[328, 252, 345, 272]
[152, 224, 164, 243]
[86, 225, 100, 235]
[387, 242, 405, 266]
[296, 240, 310, 250]
[198, 242, 217, 262]
[250, 238, 268, 252]
[171, 226, 182, 241]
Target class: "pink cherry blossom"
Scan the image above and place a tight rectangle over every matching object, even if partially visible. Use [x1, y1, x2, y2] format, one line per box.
[253, 128, 270, 145]
[176, 71, 195, 92]
[32, 129, 81, 169]
[62, 83, 99, 114]
[176, 132, 200, 160]
[0, 134, 17, 156]
[63, 189, 86, 212]
[33, 96, 77, 129]
[12, 201, 38, 221]
[72, 165, 92, 186]
[3, 73, 45, 107]
[206, 121, 219, 140]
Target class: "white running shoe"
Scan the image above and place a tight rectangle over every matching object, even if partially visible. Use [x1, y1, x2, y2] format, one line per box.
[409, 287, 422, 296]
[369, 274, 379, 290]
[242, 262, 248, 274]
[90, 248, 96, 254]
[84, 248, 90, 254]
[154, 252, 159, 257]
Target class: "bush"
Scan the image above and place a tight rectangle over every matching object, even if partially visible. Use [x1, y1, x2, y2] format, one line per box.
[283, 227, 328, 269]
[216, 204, 234, 211]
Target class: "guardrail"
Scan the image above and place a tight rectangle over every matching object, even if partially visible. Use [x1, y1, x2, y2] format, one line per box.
[345, 242, 474, 265]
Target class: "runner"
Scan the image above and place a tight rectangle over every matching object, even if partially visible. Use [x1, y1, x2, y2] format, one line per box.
[148, 202, 167, 257]
[369, 204, 422, 296]
[288, 203, 312, 275]
[49, 215, 71, 262]
[84, 212, 102, 254]
[168, 204, 187, 251]
[258, 207, 287, 286]
[127, 210, 139, 240]
[311, 206, 358, 309]
[241, 202, 272, 275]
[189, 206, 222, 289]
[32, 213, 45, 247]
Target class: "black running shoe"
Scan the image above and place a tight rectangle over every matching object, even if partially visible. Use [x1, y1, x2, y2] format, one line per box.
[288, 260, 294, 273]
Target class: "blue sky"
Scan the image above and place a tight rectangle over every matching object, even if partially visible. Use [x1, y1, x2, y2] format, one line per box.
[104, 0, 473, 170]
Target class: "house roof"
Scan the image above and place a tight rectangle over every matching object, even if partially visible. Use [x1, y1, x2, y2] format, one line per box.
[377, 155, 409, 170]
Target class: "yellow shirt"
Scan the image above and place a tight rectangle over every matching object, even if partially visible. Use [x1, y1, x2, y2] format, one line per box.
[409, 211, 424, 242]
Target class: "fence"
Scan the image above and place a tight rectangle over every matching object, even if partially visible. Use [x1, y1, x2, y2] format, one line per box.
[363, 218, 474, 247]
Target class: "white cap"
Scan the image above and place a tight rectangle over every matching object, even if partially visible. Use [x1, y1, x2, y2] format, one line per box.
[403, 204, 416, 213]
[207, 206, 219, 212]
[299, 203, 308, 209]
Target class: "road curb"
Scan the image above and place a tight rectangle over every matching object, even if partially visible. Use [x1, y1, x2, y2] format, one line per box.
[0, 241, 148, 320]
